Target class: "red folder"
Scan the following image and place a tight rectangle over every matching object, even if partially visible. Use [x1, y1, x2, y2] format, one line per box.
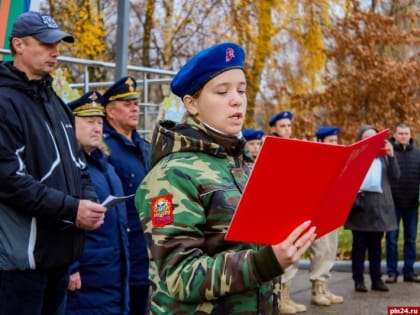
[225, 129, 389, 245]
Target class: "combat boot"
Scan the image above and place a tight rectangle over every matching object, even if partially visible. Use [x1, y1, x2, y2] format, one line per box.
[287, 299, 306, 313]
[280, 283, 306, 313]
[322, 282, 344, 304]
[280, 283, 297, 314]
[310, 280, 330, 306]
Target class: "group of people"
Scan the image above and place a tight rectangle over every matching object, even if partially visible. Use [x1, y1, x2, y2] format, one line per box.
[242, 113, 344, 313]
[0, 10, 419, 315]
[242, 117, 420, 313]
[0, 11, 149, 315]
[65, 75, 150, 315]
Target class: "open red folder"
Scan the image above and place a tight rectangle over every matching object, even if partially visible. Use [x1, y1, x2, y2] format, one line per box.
[225, 129, 389, 245]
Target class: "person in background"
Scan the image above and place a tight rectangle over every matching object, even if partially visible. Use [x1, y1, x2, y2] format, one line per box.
[0, 11, 106, 315]
[242, 128, 265, 163]
[103, 76, 150, 315]
[309, 126, 344, 306]
[386, 122, 420, 283]
[345, 125, 400, 292]
[269, 111, 293, 139]
[135, 42, 316, 314]
[269, 110, 306, 314]
[65, 91, 130, 315]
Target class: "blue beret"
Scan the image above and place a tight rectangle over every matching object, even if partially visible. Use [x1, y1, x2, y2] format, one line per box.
[315, 126, 340, 139]
[68, 91, 105, 117]
[170, 42, 245, 98]
[103, 76, 140, 105]
[243, 128, 264, 141]
[269, 111, 293, 127]
[10, 11, 74, 44]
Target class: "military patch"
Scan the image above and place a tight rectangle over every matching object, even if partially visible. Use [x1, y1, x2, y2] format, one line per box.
[151, 194, 174, 227]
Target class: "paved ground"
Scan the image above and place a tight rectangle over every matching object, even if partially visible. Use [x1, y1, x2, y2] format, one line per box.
[290, 261, 420, 315]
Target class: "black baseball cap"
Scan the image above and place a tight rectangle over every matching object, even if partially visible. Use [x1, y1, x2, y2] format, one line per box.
[10, 11, 74, 44]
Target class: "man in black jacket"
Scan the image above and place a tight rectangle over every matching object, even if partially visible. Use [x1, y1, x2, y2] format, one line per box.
[385, 123, 420, 284]
[0, 11, 106, 315]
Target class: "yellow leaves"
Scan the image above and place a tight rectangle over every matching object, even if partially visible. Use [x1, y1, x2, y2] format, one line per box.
[71, 5, 106, 60]
[47, 0, 106, 60]
[44, 0, 418, 141]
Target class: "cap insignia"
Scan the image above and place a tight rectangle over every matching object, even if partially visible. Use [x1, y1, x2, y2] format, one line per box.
[125, 77, 135, 92]
[226, 47, 235, 62]
[41, 15, 59, 29]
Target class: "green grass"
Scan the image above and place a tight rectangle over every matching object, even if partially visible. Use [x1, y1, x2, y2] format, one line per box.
[337, 212, 420, 260]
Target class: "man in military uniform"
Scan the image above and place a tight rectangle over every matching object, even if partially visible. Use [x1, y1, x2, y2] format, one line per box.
[103, 77, 150, 315]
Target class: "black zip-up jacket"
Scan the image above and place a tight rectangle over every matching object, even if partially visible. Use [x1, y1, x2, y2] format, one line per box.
[0, 62, 97, 270]
[390, 137, 420, 210]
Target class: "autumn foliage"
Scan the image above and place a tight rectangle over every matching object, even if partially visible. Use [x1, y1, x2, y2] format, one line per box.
[43, 1, 419, 142]
[47, 0, 106, 83]
[291, 4, 420, 143]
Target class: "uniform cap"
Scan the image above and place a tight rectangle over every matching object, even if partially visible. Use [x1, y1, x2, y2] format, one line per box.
[242, 128, 264, 141]
[103, 76, 140, 105]
[170, 42, 245, 98]
[10, 11, 74, 44]
[68, 91, 105, 117]
[269, 111, 293, 127]
[315, 126, 340, 140]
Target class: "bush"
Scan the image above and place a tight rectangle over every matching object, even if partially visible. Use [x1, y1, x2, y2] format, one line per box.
[337, 216, 420, 261]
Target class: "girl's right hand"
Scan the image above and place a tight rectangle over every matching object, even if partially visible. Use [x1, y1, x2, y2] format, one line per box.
[271, 220, 316, 269]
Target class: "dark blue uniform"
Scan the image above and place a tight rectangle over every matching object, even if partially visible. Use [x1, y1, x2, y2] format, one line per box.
[103, 121, 150, 314]
[66, 149, 130, 315]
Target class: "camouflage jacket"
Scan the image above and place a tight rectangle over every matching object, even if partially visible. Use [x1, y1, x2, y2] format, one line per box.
[135, 118, 284, 315]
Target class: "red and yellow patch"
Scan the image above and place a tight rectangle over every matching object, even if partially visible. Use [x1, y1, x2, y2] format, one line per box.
[151, 194, 174, 227]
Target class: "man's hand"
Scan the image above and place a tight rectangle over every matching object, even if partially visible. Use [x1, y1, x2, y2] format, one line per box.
[68, 271, 81, 291]
[76, 199, 106, 230]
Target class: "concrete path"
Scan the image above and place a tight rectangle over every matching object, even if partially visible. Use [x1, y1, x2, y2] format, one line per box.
[290, 261, 420, 315]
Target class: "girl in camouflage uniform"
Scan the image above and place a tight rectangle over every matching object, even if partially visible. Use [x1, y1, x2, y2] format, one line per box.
[135, 42, 316, 315]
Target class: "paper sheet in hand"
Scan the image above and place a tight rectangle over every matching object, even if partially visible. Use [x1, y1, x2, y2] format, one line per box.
[225, 129, 389, 245]
[101, 194, 135, 209]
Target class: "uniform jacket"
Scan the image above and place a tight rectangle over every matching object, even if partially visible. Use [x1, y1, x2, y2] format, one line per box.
[389, 138, 420, 210]
[345, 156, 400, 232]
[66, 149, 130, 315]
[135, 118, 284, 315]
[0, 62, 96, 270]
[103, 121, 149, 286]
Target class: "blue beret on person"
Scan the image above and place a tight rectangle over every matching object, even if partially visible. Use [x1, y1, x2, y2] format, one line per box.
[10, 11, 74, 44]
[103, 76, 140, 105]
[243, 128, 264, 141]
[269, 111, 293, 127]
[315, 126, 340, 140]
[170, 42, 246, 98]
[68, 91, 105, 117]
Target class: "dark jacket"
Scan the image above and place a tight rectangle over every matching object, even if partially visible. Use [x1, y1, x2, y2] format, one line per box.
[0, 62, 96, 270]
[103, 120, 149, 286]
[390, 138, 420, 210]
[344, 156, 400, 232]
[66, 149, 130, 315]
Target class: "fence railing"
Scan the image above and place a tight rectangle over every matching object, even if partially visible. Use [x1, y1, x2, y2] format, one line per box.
[0, 48, 177, 136]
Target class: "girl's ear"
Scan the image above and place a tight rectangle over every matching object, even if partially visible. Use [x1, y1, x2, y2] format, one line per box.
[183, 95, 198, 116]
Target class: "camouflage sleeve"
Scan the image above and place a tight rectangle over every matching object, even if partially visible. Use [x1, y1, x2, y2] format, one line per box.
[136, 156, 270, 303]
[272, 275, 282, 311]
